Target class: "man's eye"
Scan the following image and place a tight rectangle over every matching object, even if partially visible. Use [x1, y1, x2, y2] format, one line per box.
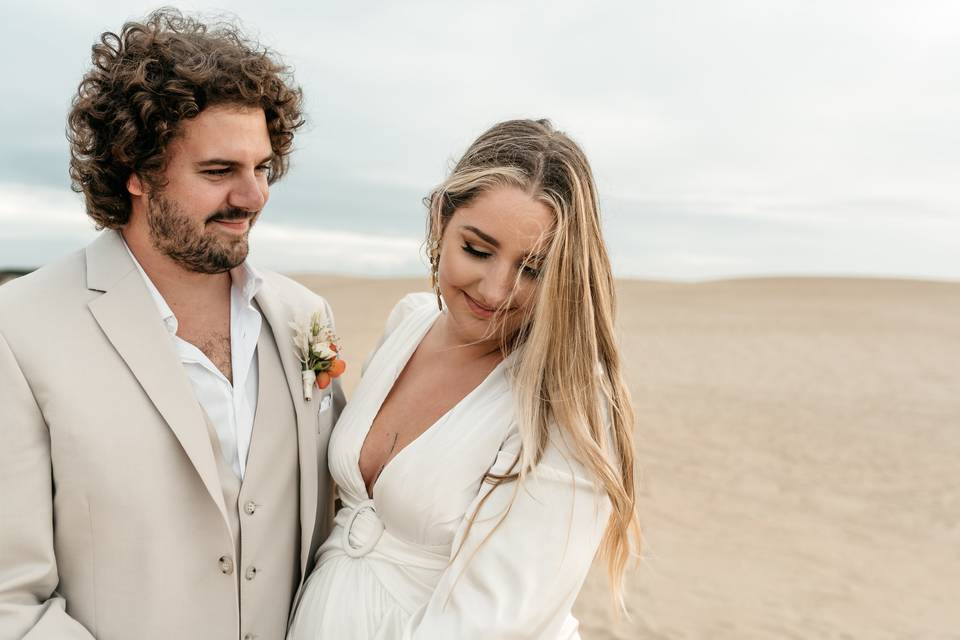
[462, 243, 491, 259]
[255, 164, 271, 175]
[203, 168, 230, 176]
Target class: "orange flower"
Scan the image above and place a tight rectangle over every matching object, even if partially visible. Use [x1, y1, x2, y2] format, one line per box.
[316, 372, 332, 389]
[328, 358, 346, 377]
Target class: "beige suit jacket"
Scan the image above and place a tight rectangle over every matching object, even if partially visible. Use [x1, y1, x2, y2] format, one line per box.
[0, 230, 345, 639]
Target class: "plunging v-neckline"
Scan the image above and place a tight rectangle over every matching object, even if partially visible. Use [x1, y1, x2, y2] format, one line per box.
[357, 311, 509, 501]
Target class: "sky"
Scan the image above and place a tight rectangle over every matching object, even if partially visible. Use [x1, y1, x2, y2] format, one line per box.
[1, 0, 957, 280]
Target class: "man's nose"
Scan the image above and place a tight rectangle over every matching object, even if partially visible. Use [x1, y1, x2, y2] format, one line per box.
[228, 170, 268, 212]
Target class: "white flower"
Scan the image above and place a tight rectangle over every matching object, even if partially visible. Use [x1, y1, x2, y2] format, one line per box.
[312, 341, 337, 361]
[293, 309, 344, 401]
[289, 319, 311, 364]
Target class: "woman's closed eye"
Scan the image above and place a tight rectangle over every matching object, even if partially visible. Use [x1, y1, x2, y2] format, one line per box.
[463, 242, 541, 278]
[462, 242, 491, 259]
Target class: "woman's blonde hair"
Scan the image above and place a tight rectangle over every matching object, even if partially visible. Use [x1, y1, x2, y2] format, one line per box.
[426, 118, 640, 609]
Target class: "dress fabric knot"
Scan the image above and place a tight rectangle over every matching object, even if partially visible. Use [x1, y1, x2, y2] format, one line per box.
[342, 499, 385, 558]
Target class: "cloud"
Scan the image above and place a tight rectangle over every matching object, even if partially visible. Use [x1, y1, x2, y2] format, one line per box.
[1, 1, 957, 279]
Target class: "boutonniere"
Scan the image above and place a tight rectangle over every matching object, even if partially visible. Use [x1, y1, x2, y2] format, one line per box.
[290, 311, 347, 401]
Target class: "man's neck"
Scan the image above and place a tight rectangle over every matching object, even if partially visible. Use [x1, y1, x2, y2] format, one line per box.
[120, 229, 233, 311]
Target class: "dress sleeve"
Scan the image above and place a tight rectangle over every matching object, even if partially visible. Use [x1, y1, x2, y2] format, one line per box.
[403, 425, 612, 639]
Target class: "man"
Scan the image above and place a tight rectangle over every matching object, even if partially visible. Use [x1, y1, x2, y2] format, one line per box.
[0, 9, 344, 639]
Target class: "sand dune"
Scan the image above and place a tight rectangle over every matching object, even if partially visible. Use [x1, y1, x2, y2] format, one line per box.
[293, 275, 960, 639]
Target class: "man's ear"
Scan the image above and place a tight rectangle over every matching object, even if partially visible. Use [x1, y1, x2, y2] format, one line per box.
[127, 173, 145, 197]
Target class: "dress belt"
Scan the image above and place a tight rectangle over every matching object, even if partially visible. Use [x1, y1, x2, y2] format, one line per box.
[341, 499, 385, 557]
[336, 499, 450, 571]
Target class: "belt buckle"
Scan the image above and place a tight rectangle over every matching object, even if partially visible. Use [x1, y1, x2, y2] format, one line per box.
[342, 499, 385, 558]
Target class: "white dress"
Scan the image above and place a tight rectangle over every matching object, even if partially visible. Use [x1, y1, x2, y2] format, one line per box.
[287, 293, 611, 640]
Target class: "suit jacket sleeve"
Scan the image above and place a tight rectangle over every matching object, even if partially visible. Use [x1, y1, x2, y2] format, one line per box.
[0, 331, 96, 639]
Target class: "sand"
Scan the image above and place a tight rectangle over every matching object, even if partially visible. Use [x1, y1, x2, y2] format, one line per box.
[293, 275, 960, 639]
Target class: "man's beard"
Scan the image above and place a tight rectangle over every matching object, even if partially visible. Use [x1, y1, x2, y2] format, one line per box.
[146, 193, 257, 274]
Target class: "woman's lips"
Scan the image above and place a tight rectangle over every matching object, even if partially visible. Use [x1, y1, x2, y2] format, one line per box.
[463, 291, 495, 319]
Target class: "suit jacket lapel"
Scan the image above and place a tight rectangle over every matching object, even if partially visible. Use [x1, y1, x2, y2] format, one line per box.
[255, 282, 318, 577]
[85, 230, 229, 526]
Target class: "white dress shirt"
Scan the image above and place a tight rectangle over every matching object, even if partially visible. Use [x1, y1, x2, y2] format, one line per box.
[123, 240, 263, 478]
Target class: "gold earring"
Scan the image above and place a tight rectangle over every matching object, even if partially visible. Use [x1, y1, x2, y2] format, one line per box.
[429, 240, 442, 310]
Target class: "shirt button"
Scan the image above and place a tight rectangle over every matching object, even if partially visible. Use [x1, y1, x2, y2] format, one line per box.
[244, 500, 257, 515]
[245, 566, 258, 580]
[219, 555, 234, 575]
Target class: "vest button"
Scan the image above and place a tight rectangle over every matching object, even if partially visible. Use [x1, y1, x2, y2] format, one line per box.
[218, 555, 234, 575]
[244, 500, 257, 515]
[245, 565, 257, 580]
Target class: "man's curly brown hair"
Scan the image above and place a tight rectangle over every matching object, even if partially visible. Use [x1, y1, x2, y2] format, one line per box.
[67, 8, 304, 229]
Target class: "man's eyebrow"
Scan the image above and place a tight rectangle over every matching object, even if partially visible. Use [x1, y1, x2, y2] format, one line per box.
[461, 225, 500, 248]
[195, 154, 274, 167]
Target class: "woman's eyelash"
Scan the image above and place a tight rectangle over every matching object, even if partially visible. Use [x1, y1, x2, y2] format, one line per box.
[462, 243, 490, 258]
[463, 242, 541, 278]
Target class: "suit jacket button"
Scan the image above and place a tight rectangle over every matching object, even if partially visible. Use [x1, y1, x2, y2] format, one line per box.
[244, 500, 257, 515]
[219, 555, 234, 575]
[245, 565, 257, 580]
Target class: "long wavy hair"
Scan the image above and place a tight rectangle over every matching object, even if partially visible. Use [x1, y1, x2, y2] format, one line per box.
[67, 8, 304, 229]
[426, 119, 640, 609]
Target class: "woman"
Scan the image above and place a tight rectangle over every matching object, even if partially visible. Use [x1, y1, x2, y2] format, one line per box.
[288, 119, 639, 639]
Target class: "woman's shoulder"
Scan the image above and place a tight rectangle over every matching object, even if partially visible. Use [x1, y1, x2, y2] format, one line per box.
[383, 291, 438, 335]
[361, 292, 437, 375]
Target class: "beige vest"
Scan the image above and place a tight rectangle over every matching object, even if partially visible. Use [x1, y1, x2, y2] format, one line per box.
[204, 318, 301, 640]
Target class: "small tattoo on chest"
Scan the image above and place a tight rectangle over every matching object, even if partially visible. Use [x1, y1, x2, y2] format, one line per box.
[385, 431, 399, 455]
[369, 432, 399, 491]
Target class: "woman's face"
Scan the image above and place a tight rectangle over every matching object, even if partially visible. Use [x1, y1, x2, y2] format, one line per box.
[437, 185, 554, 348]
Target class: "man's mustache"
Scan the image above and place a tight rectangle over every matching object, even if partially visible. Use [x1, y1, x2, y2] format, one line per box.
[206, 208, 258, 223]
